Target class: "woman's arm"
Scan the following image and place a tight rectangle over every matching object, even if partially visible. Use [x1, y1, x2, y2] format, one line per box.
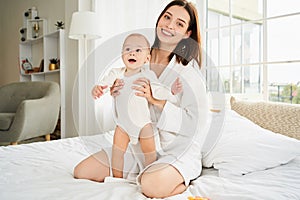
[133, 69, 208, 136]
[158, 72, 208, 136]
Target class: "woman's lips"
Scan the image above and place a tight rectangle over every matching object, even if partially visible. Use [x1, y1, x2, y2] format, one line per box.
[161, 28, 175, 37]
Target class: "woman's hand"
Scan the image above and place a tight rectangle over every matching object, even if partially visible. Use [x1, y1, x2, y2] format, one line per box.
[132, 77, 166, 110]
[132, 77, 154, 102]
[110, 79, 124, 97]
[171, 77, 183, 95]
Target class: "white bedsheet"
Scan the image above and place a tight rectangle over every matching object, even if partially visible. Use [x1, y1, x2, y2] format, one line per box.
[1, 119, 300, 200]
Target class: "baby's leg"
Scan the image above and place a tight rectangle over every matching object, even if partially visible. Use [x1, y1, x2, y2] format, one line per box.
[112, 126, 130, 178]
[139, 123, 157, 166]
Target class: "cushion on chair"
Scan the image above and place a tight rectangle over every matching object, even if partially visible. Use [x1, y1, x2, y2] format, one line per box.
[0, 113, 15, 131]
[0, 82, 46, 113]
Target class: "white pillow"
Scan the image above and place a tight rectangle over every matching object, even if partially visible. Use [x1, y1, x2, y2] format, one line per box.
[201, 111, 225, 158]
[203, 110, 300, 177]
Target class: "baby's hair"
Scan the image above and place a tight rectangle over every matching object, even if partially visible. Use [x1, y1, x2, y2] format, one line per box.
[123, 33, 150, 50]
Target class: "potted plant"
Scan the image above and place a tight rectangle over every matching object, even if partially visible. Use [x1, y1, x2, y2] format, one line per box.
[55, 21, 64, 30]
[49, 58, 59, 70]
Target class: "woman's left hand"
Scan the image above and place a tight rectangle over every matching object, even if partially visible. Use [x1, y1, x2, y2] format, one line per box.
[132, 77, 155, 104]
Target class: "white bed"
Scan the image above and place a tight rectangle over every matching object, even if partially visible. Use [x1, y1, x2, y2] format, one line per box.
[1, 98, 300, 200]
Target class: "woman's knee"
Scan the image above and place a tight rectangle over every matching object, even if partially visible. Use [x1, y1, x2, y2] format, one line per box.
[73, 151, 110, 182]
[141, 170, 167, 198]
[140, 164, 184, 198]
[73, 163, 85, 179]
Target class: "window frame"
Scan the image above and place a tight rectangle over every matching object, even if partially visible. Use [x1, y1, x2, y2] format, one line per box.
[203, 0, 300, 103]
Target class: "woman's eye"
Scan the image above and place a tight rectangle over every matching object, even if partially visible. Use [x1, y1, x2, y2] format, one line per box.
[164, 14, 170, 20]
[177, 22, 184, 27]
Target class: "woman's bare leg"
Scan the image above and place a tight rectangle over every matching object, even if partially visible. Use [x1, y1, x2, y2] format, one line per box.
[140, 163, 187, 198]
[73, 150, 110, 182]
[139, 123, 157, 166]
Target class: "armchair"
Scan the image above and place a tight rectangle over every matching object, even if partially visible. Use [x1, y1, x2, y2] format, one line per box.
[0, 81, 60, 145]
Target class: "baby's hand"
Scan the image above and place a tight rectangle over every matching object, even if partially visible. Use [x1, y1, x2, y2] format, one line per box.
[92, 85, 108, 99]
[171, 77, 182, 95]
[110, 79, 124, 97]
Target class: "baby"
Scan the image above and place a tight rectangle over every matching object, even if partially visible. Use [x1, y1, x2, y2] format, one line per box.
[92, 33, 182, 178]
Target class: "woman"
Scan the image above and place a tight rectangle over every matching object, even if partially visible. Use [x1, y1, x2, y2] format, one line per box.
[74, 0, 208, 198]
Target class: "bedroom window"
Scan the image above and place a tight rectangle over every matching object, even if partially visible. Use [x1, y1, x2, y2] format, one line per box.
[204, 0, 300, 104]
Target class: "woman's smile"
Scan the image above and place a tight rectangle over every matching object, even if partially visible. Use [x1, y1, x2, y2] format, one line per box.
[161, 28, 175, 37]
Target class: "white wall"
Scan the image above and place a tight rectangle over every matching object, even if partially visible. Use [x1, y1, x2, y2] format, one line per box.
[0, 0, 65, 86]
[0, 0, 78, 138]
[64, 0, 79, 137]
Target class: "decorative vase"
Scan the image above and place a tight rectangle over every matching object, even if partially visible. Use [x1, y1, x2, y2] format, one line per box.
[49, 63, 56, 70]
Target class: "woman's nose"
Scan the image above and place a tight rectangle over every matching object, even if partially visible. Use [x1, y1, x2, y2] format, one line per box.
[166, 20, 175, 29]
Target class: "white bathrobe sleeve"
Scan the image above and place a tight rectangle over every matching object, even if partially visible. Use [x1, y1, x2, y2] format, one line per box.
[144, 70, 178, 103]
[156, 63, 208, 137]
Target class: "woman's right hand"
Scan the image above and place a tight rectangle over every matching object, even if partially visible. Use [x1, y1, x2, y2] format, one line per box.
[110, 79, 124, 97]
[133, 77, 166, 110]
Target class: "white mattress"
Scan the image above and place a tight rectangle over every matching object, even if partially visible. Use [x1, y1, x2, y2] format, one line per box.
[1, 112, 300, 200]
[1, 134, 300, 200]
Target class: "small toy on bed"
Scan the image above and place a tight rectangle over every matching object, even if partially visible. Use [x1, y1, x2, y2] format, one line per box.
[188, 196, 210, 200]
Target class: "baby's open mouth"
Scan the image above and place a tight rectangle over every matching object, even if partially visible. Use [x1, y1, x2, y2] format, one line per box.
[128, 58, 136, 63]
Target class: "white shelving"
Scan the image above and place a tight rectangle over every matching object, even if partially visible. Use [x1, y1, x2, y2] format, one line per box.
[19, 29, 65, 138]
[26, 19, 47, 40]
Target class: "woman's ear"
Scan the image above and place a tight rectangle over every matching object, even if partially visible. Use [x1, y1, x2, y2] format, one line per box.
[183, 30, 192, 39]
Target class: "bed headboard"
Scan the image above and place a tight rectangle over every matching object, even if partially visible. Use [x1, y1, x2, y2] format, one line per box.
[230, 97, 300, 140]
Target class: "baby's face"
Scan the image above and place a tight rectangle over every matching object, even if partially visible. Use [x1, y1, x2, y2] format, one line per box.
[122, 35, 150, 71]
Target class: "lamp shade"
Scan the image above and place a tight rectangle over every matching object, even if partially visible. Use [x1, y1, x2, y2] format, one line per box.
[69, 11, 101, 40]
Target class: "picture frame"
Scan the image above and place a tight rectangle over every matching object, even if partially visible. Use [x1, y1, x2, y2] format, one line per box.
[21, 58, 33, 73]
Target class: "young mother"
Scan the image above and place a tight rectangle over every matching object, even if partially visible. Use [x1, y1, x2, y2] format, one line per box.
[74, 0, 209, 198]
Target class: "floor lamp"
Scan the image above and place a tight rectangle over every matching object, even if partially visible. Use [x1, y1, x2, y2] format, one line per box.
[69, 11, 101, 135]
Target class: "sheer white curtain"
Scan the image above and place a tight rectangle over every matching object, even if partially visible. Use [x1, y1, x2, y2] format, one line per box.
[92, 0, 172, 77]
[94, 0, 170, 37]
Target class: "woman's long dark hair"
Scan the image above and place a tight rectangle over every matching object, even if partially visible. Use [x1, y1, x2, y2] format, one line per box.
[151, 0, 202, 68]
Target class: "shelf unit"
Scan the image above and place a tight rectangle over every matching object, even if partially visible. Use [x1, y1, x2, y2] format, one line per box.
[26, 19, 47, 40]
[19, 29, 65, 138]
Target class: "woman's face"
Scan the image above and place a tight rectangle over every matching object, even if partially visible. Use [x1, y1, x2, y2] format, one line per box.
[156, 5, 191, 48]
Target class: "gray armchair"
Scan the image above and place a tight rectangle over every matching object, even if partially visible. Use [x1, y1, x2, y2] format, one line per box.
[0, 81, 60, 145]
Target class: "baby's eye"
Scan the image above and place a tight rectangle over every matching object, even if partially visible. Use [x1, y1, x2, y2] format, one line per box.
[136, 48, 142, 53]
[125, 47, 131, 52]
